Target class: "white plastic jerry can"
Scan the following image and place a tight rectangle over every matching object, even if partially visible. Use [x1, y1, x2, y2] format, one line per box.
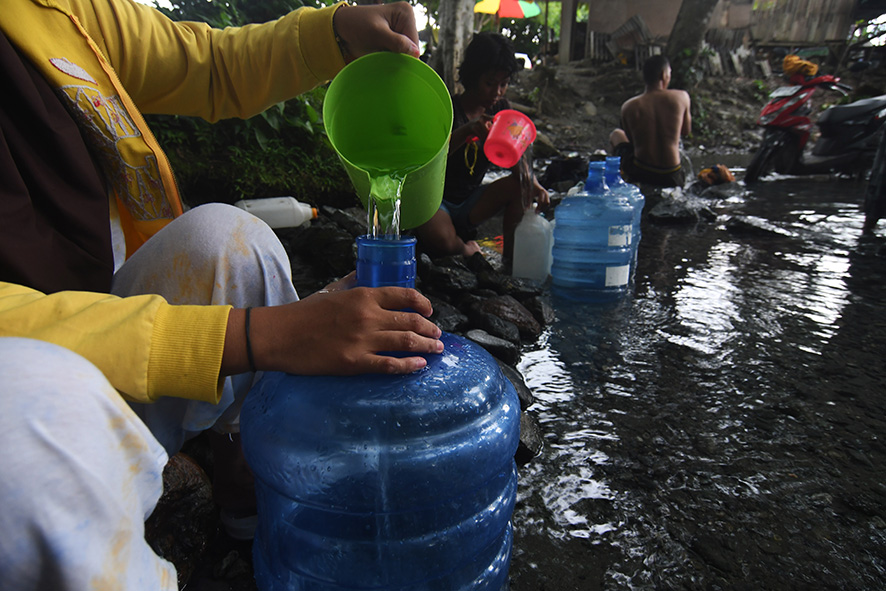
[512, 205, 554, 282]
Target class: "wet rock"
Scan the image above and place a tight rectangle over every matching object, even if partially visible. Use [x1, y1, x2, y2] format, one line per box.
[496, 359, 536, 410]
[455, 291, 486, 314]
[515, 411, 544, 466]
[422, 258, 479, 293]
[322, 205, 365, 238]
[522, 294, 556, 326]
[474, 266, 546, 300]
[470, 309, 522, 345]
[496, 275, 546, 300]
[464, 251, 498, 274]
[472, 287, 501, 299]
[475, 268, 506, 293]
[466, 329, 520, 365]
[417, 251, 434, 271]
[145, 453, 217, 587]
[725, 215, 793, 238]
[428, 295, 469, 333]
[472, 295, 542, 339]
[690, 534, 737, 574]
[286, 220, 356, 277]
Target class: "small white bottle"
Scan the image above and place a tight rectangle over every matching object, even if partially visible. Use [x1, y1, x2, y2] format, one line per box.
[512, 205, 553, 281]
[234, 197, 318, 229]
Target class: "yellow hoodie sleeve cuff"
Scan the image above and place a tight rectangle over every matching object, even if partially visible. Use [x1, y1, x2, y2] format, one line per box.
[295, 1, 348, 83]
[147, 304, 231, 404]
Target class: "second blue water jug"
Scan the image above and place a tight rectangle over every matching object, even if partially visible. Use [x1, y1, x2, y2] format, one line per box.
[604, 156, 644, 249]
[551, 161, 634, 301]
[241, 235, 521, 590]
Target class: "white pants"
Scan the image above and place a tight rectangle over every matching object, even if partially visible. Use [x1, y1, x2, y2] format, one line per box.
[0, 338, 176, 590]
[0, 204, 299, 590]
[112, 203, 299, 455]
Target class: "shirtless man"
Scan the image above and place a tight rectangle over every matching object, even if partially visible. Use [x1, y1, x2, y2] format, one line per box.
[609, 55, 692, 188]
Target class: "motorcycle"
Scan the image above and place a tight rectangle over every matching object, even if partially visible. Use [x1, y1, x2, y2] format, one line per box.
[744, 73, 886, 184]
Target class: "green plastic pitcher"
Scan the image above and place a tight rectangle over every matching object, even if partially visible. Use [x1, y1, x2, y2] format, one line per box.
[323, 52, 453, 230]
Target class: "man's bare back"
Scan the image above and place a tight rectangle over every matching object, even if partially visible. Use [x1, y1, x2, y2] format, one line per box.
[608, 56, 692, 188]
[621, 86, 691, 169]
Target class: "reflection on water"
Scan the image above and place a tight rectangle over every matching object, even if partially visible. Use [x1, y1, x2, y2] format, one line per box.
[510, 174, 886, 589]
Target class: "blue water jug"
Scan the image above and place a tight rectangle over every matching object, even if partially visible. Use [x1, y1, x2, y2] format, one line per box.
[240, 235, 521, 590]
[604, 156, 644, 280]
[604, 156, 644, 249]
[551, 161, 634, 301]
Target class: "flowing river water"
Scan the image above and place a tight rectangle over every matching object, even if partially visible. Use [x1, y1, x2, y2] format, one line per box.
[508, 171, 886, 590]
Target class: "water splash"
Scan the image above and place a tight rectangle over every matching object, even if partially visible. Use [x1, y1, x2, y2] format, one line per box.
[516, 145, 535, 212]
[367, 172, 405, 238]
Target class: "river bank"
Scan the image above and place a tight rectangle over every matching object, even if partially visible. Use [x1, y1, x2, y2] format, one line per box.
[510, 58, 886, 169]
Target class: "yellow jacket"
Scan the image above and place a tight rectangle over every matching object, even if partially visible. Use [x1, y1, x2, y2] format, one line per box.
[0, 0, 345, 404]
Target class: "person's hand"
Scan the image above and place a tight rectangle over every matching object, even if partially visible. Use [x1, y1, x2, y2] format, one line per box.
[466, 115, 494, 139]
[224, 287, 443, 377]
[333, 2, 420, 62]
[317, 271, 356, 293]
[451, 115, 493, 153]
[463, 240, 481, 257]
[532, 176, 551, 211]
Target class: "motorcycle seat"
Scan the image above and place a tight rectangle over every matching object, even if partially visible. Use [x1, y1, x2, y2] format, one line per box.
[818, 95, 886, 126]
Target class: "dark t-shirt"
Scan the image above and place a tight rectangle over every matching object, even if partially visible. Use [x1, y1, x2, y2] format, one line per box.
[442, 96, 510, 206]
[0, 30, 113, 294]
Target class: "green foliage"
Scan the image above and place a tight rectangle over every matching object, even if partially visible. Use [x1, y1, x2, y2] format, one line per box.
[851, 14, 886, 47]
[536, 2, 562, 37]
[144, 0, 351, 206]
[670, 46, 712, 90]
[499, 18, 551, 58]
[752, 79, 769, 102]
[148, 86, 347, 205]
[688, 94, 722, 144]
[156, 0, 317, 26]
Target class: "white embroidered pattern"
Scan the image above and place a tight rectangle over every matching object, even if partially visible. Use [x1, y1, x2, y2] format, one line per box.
[49, 57, 97, 84]
[57, 84, 172, 221]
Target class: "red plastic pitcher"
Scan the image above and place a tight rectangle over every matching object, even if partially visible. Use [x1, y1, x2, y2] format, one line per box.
[484, 109, 537, 168]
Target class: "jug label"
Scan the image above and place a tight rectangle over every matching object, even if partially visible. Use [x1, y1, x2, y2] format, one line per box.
[608, 225, 632, 247]
[605, 264, 630, 287]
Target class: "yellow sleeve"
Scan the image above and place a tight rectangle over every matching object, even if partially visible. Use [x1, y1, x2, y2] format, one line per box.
[0, 282, 229, 404]
[71, 0, 347, 121]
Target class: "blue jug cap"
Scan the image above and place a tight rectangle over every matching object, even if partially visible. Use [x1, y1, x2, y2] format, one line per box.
[604, 156, 625, 186]
[584, 161, 608, 193]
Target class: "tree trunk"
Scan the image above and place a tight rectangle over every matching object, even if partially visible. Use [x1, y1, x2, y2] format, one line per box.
[430, 0, 475, 93]
[665, 0, 720, 90]
[557, 0, 578, 65]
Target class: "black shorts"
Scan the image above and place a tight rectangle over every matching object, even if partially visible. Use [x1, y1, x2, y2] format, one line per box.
[613, 143, 685, 188]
